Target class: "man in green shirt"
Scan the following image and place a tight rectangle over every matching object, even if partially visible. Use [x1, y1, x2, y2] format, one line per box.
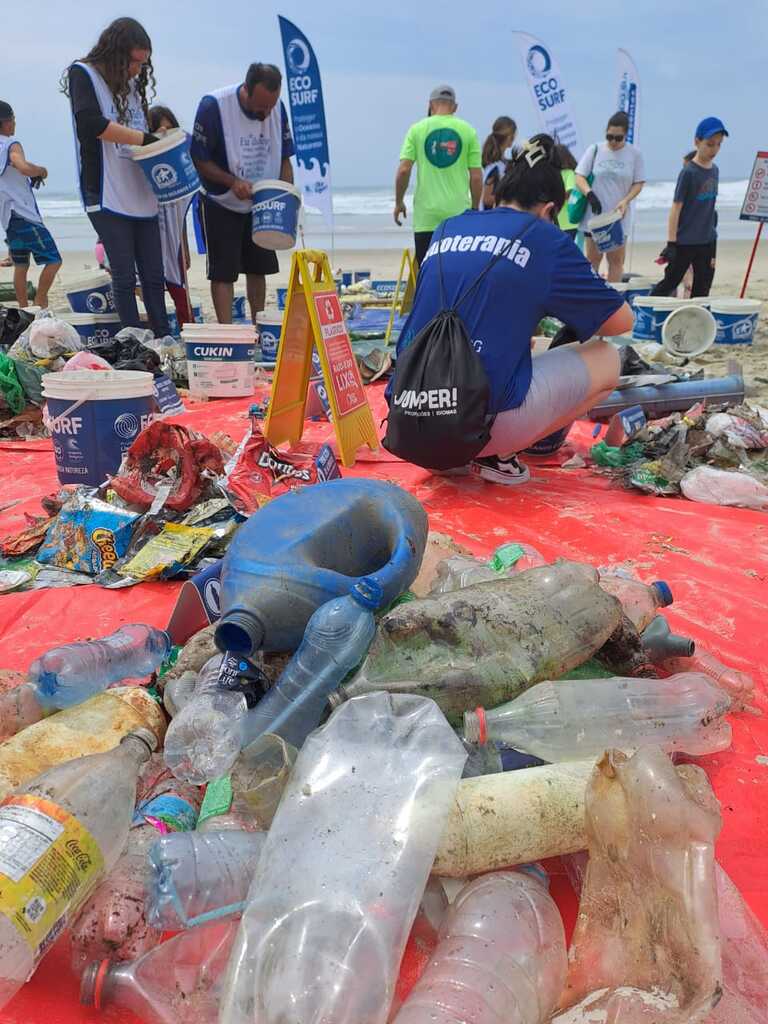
[394, 85, 482, 265]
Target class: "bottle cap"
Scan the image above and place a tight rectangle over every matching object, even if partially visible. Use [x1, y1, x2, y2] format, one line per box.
[121, 727, 158, 754]
[352, 577, 383, 610]
[473, 706, 487, 745]
[652, 581, 673, 607]
[517, 862, 550, 888]
[80, 959, 111, 1008]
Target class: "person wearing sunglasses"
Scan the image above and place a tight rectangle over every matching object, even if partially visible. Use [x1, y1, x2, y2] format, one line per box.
[574, 111, 646, 281]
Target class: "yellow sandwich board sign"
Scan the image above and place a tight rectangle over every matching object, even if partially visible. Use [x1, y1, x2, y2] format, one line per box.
[264, 250, 379, 467]
[385, 248, 417, 342]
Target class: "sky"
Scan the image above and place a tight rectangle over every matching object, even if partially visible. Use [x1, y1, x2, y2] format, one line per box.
[3, 0, 766, 192]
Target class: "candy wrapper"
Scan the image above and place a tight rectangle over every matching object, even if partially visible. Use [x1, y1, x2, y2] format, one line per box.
[225, 422, 341, 514]
[117, 523, 214, 581]
[36, 496, 140, 575]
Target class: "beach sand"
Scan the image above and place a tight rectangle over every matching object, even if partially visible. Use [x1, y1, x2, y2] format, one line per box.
[4, 238, 767, 403]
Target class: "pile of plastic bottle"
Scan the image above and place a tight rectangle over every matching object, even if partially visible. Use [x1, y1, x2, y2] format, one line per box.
[0, 477, 763, 1024]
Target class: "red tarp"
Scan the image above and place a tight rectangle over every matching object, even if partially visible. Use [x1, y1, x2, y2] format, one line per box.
[0, 385, 766, 1023]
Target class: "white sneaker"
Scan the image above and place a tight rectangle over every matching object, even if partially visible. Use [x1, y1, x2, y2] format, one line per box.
[470, 454, 531, 486]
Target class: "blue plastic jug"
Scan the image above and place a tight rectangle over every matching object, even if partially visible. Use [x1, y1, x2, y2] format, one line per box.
[215, 479, 428, 655]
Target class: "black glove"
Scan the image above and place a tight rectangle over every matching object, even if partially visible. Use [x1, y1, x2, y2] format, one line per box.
[586, 190, 602, 215]
[141, 132, 160, 146]
[657, 242, 677, 264]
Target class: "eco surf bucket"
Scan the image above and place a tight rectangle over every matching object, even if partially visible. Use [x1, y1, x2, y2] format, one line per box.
[42, 370, 155, 486]
[65, 272, 115, 315]
[131, 129, 200, 204]
[256, 310, 283, 362]
[632, 297, 658, 341]
[588, 210, 625, 253]
[661, 304, 717, 358]
[63, 313, 122, 347]
[649, 298, 683, 342]
[251, 180, 302, 251]
[182, 331, 257, 398]
[624, 277, 655, 305]
[710, 299, 761, 345]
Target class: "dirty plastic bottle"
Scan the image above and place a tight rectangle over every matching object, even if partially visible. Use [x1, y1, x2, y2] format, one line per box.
[464, 673, 732, 761]
[0, 729, 156, 1010]
[331, 561, 624, 725]
[147, 829, 265, 930]
[215, 478, 428, 655]
[640, 615, 695, 661]
[393, 868, 567, 1024]
[0, 683, 47, 742]
[660, 649, 755, 702]
[81, 918, 238, 1024]
[27, 624, 171, 710]
[70, 763, 202, 970]
[598, 574, 673, 632]
[429, 543, 548, 596]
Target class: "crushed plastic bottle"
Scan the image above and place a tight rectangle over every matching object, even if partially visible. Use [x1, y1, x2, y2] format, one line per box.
[429, 542, 548, 595]
[393, 868, 567, 1024]
[598, 574, 673, 632]
[27, 624, 171, 710]
[464, 673, 731, 761]
[660, 649, 755, 703]
[0, 729, 156, 1009]
[680, 465, 768, 509]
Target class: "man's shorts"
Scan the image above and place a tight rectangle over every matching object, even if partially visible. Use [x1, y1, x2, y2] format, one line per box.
[201, 195, 279, 283]
[5, 213, 61, 267]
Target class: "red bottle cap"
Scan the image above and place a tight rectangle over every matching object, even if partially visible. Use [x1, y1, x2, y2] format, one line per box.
[475, 706, 487, 745]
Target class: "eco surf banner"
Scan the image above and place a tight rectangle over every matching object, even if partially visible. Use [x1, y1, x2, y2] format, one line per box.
[616, 48, 640, 144]
[278, 16, 333, 231]
[513, 32, 579, 152]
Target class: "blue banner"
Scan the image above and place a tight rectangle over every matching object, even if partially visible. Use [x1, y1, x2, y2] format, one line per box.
[278, 16, 333, 229]
[616, 49, 640, 145]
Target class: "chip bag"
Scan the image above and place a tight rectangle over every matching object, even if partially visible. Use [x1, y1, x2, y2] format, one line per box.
[37, 495, 139, 575]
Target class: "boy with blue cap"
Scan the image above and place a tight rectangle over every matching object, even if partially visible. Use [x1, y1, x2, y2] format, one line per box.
[652, 116, 728, 297]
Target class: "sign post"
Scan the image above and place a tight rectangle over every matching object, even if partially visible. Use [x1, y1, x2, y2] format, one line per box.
[385, 248, 417, 343]
[739, 151, 768, 298]
[264, 250, 379, 467]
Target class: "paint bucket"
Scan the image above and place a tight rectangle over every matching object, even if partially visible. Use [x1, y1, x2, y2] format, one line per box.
[632, 296, 658, 341]
[65, 272, 115, 315]
[353, 270, 371, 282]
[256, 309, 283, 362]
[182, 328, 257, 399]
[341, 272, 353, 287]
[251, 180, 302, 251]
[648, 297, 683, 342]
[623, 277, 655, 305]
[232, 295, 249, 322]
[661, 305, 717, 358]
[130, 129, 200, 205]
[276, 287, 288, 310]
[62, 313, 122, 348]
[42, 370, 156, 486]
[587, 210, 625, 253]
[710, 299, 762, 345]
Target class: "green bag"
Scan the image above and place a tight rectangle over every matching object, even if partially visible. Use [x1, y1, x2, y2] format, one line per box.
[566, 143, 597, 223]
[0, 353, 24, 415]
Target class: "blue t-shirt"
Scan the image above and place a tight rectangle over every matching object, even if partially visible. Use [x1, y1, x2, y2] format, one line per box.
[191, 91, 294, 195]
[395, 208, 625, 414]
[674, 161, 719, 245]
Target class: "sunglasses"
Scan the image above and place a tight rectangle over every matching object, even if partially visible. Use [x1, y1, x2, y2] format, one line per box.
[606, 133, 625, 143]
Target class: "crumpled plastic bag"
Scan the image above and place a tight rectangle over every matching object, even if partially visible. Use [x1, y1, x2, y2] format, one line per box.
[557, 746, 722, 1024]
[0, 352, 24, 415]
[0, 306, 34, 348]
[27, 316, 82, 358]
[89, 327, 162, 375]
[62, 350, 112, 372]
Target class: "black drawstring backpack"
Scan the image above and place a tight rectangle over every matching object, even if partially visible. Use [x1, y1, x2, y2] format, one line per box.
[383, 218, 534, 470]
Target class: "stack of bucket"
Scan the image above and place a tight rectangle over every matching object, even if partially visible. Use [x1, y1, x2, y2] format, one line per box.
[634, 294, 762, 347]
[181, 323, 258, 399]
[63, 272, 121, 347]
[256, 310, 284, 364]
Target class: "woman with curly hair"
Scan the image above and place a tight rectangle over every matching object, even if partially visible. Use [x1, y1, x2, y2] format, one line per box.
[63, 17, 170, 336]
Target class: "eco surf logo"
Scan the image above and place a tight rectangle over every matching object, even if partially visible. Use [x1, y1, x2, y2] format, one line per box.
[526, 44, 566, 112]
[151, 163, 179, 189]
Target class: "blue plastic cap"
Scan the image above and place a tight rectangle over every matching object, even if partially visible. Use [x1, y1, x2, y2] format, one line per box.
[517, 862, 550, 888]
[352, 578, 384, 610]
[652, 581, 673, 607]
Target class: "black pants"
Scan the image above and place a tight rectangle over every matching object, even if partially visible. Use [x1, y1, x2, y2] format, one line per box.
[414, 231, 434, 268]
[88, 210, 170, 337]
[651, 241, 716, 298]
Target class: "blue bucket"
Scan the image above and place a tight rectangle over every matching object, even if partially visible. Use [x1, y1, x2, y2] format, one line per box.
[42, 370, 156, 486]
[65, 314, 122, 347]
[131, 129, 200, 205]
[341, 272, 353, 287]
[632, 298, 657, 341]
[588, 210, 625, 253]
[66, 273, 115, 315]
[650, 299, 682, 342]
[276, 287, 288, 310]
[711, 300, 761, 345]
[353, 270, 371, 282]
[251, 179, 302, 251]
[257, 310, 283, 362]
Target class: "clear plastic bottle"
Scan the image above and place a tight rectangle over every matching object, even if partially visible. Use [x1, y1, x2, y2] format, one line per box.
[660, 649, 755, 702]
[147, 829, 265, 930]
[598, 575, 673, 632]
[0, 729, 156, 1010]
[429, 543, 548, 595]
[464, 673, 732, 761]
[80, 917, 238, 1024]
[0, 683, 47, 742]
[393, 869, 567, 1024]
[27, 624, 171, 710]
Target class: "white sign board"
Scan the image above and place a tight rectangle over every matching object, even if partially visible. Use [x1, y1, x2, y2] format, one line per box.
[740, 151, 768, 222]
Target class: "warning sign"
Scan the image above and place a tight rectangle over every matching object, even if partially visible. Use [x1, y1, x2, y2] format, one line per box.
[740, 151, 768, 222]
[312, 292, 366, 414]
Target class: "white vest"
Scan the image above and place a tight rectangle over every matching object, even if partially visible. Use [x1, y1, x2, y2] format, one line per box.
[72, 62, 158, 219]
[0, 136, 42, 231]
[207, 84, 282, 213]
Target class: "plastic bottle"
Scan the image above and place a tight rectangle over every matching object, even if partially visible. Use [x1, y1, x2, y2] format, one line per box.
[598, 574, 673, 632]
[660, 649, 755, 702]
[393, 869, 567, 1024]
[680, 465, 768, 509]
[147, 830, 266, 930]
[330, 561, 624, 725]
[640, 615, 695, 660]
[215, 478, 428, 655]
[0, 729, 156, 1009]
[0, 683, 47, 742]
[464, 673, 731, 762]
[163, 670, 198, 717]
[80, 918, 238, 1024]
[70, 763, 202, 970]
[429, 543, 548, 596]
[27, 624, 171, 710]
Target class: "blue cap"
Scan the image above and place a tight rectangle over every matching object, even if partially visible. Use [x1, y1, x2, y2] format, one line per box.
[352, 577, 383, 610]
[652, 581, 673, 607]
[695, 117, 729, 140]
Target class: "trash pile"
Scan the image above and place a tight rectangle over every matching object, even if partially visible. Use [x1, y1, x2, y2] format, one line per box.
[0, 477, 764, 1023]
[591, 399, 768, 509]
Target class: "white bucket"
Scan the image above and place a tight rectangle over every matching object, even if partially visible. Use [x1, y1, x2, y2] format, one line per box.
[42, 370, 155, 486]
[661, 305, 717, 358]
[182, 330, 257, 398]
[710, 299, 762, 345]
[256, 309, 283, 362]
[65, 272, 115, 315]
[131, 129, 200, 204]
[251, 180, 302, 251]
[632, 296, 658, 341]
[62, 313, 122, 347]
[587, 210, 625, 253]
